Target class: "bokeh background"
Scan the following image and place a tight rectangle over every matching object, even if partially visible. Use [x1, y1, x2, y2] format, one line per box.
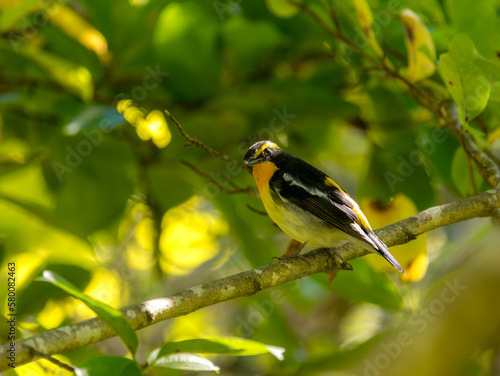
[1, 0, 500, 374]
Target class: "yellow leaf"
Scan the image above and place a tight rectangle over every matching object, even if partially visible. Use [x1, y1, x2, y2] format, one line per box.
[15, 356, 74, 376]
[401, 251, 428, 283]
[265, 0, 299, 18]
[361, 194, 428, 282]
[0, 0, 21, 10]
[49, 5, 110, 63]
[160, 196, 228, 275]
[351, 0, 385, 60]
[116, 99, 134, 114]
[84, 268, 124, 309]
[37, 299, 66, 329]
[400, 9, 436, 83]
[144, 110, 172, 148]
[20, 47, 94, 101]
[134, 217, 157, 251]
[116, 102, 171, 148]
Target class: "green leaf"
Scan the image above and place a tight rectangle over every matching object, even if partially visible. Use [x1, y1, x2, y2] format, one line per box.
[39, 270, 139, 355]
[444, 0, 500, 60]
[367, 85, 413, 132]
[0, 156, 134, 239]
[213, 192, 271, 267]
[0, 0, 39, 31]
[152, 353, 220, 373]
[418, 126, 458, 190]
[439, 52, 490, 125]
[451, 146, 482, 197]
[153, 2, 221, 100]
[18, 47, 94, 102]
[448, 34, 476, 60]
[448, 34, 500, 83]
[151, 337, 285, 362]
[330, 259, 403, 310]
[222, 18, 282, 80]
[17, 264, 92, 317]
[265, 0, 299, 18]
[63, 106, 125, 136]
[0, 162, 53, 211]
[80, 356, 142, 376]
[359, 128, 436, 212]
[474, 55, 500, 83]
[42, 136, 134, 237]
[147, 166, 196, 213]
[295, 335, 381, 374]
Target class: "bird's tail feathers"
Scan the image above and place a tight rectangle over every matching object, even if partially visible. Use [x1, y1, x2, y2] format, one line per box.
[366, 232, 405, 274]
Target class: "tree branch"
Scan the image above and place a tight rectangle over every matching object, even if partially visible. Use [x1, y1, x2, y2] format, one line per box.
[290, 1, 500, 192]
[2, 188, 499, 371]
[445, 106, 500, 189]
[165, 110, 247, 171]
[181, 160, 256, 196]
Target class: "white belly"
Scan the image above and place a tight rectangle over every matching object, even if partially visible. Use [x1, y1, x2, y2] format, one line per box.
[264, 199, 350, 249]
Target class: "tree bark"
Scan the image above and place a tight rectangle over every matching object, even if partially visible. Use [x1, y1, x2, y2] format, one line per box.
[1, 188, 498, 371]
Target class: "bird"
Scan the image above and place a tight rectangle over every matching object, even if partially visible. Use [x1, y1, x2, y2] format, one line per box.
[244, 140, 404, 274]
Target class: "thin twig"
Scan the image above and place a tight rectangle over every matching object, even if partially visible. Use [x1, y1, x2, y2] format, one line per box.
[165, 110, 247, 171]
[476, 115, 490, 136]
[246, 204, 269, 216]
[181, 160, 255, 195]
[446, 107, 500, 188]
[289, 0, 441, 119]
[289, 0, 362, 56]
[26, 346, 77, 374]
[484, 148, 500, 167]
[457, 123, 480, 195]
[466, 151, 480, 195]
[384, 45, 408, 65]
[290, 0, 500, 192]
[327, 0, 342, 32]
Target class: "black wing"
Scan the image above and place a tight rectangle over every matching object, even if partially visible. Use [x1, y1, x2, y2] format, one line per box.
[270, 156, 405, 273]
[270, 158, 367, 242]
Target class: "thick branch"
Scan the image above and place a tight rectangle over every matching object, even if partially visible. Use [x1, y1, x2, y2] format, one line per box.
[1, 188, 499, 371]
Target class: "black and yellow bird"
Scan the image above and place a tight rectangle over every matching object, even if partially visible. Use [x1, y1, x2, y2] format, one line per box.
[244, 140, 404, 274]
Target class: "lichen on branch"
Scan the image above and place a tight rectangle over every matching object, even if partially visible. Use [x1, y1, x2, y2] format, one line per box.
[1, 188, 498, 371]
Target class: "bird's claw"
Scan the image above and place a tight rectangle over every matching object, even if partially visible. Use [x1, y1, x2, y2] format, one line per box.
[330, 252, 352, 271]
[315, 248, 353, 271]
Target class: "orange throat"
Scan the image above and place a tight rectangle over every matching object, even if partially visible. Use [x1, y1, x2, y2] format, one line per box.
[252, 161, 278, 193]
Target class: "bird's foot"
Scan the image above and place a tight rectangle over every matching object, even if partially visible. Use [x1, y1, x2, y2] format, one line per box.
[315, 248, 353, 271]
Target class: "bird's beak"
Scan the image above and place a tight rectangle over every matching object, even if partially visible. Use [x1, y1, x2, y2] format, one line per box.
[244, 157, 262, 166]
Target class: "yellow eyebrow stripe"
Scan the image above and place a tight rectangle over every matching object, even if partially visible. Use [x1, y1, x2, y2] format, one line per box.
[254, 142, 280, 159]
[253, 145, 266, 159]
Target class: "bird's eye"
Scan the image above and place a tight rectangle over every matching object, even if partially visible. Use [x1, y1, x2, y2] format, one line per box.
[262, 148, 271, 157]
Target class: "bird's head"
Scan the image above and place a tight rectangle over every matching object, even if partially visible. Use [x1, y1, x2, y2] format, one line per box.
[244, 141, 282, 168]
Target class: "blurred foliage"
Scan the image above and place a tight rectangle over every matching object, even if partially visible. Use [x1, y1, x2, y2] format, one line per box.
[0, 0, 500, 374]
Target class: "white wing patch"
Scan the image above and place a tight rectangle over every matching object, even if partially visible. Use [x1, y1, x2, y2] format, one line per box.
[282, 172, 328, 198]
